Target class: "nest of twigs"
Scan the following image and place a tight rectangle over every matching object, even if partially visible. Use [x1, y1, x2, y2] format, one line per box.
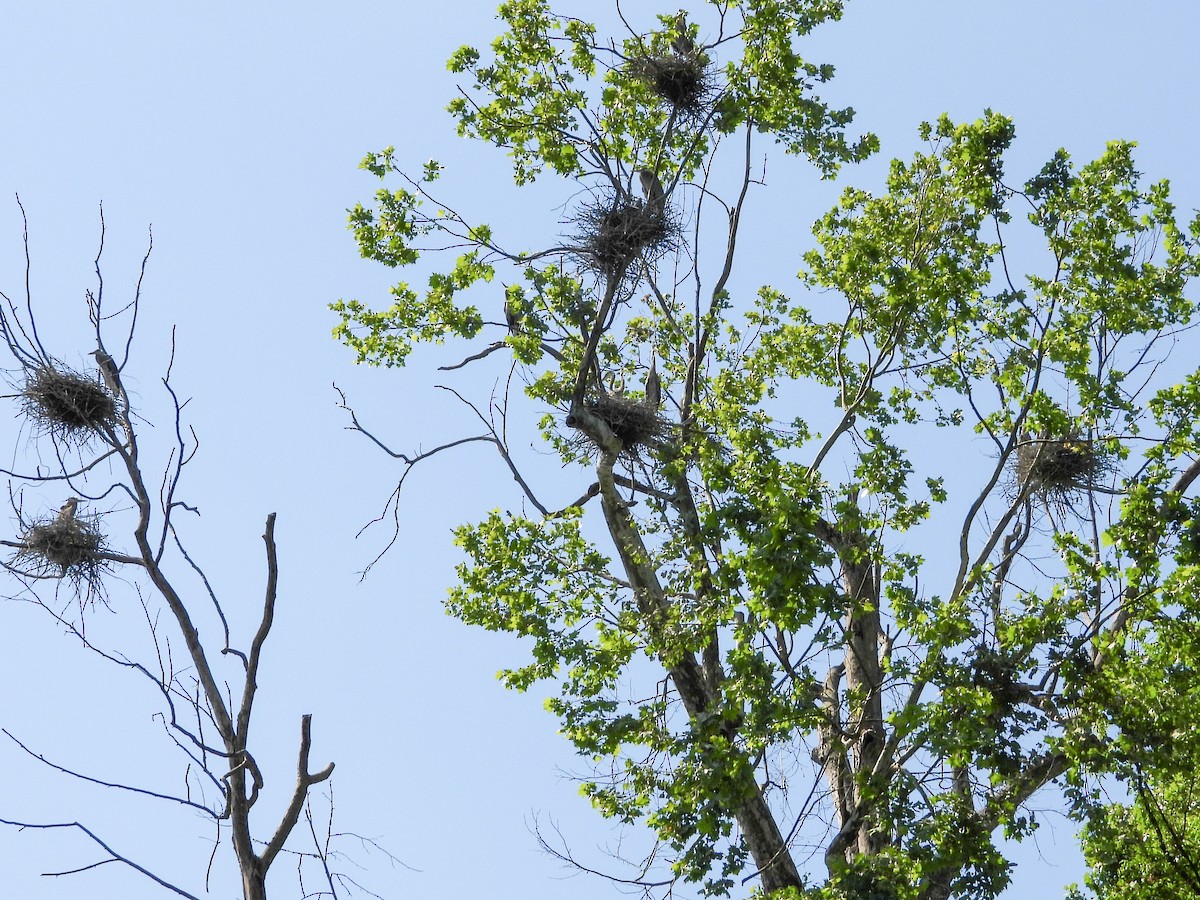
[21, 365, 117, 443]
[627, 52, 714, 118]
[13, 510, 109, 590]
[572, 393, 665, 453]
[1014, 433, 1112, 513]
[969, 648, 1031, 711]
[572, 192, 676, 281]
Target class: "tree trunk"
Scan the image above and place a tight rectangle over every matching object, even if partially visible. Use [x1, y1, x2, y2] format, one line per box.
[918, 869, 953, 900]
[241, 870, 267, 900]
[812, 510, 892, 882]
[593, 446, 803, 894]
[735, 787, 804, 892]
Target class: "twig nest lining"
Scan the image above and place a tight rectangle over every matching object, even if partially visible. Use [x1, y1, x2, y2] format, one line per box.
[574, 195, 673, 278]
[14, 511, 107, 582]
[576, 393, 664, 451]
[22, 365, 117, 441]
[627, 53, 713, 116]
[969, 647, 1030, 709]
[1015, 433, 1111, 509]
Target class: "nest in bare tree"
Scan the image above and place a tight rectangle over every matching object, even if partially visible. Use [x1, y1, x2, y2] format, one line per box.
[1014, 433, 1112, 512]
[22, 365, 117, 442]
[572, 192, 676, 280]
[572, 393, 665, 453]
[13, 511, 109, 589]
[627, 52, 714, 118]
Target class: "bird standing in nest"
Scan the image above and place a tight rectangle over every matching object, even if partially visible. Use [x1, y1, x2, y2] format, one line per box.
[671, 11, 695, 56]
[645, 356, 662, 408]
[57, 497, 82, 521]
[89, 349, 120, 396]
[638, 169, 666, 211]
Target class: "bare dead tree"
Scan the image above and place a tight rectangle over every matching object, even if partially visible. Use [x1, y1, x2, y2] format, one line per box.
[0, 200, 340, 899]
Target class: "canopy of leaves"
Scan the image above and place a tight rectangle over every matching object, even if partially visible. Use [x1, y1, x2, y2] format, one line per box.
[1071, 769, 1200, 900]
[338, 2, 1200, 897]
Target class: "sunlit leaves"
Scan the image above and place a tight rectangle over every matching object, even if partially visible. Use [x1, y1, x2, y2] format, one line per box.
[332, 151, 493, 365]
[332, 247, 490, 366]
[446, 0, 873, 185]
[339, 1, 1200, 894]
[447, 0, 591, 183]
[449, 509, 620, 691]
[721, 0, 877, 173]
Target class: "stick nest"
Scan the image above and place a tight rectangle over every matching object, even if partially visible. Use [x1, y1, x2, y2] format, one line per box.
[13, 511, 109, 589]
[572, 193, 676, 281]
[627, 52, 715, 119]
[1014, 433, 1112, 512]
[573, 393, 665, 453]
[22, 365, 117, 443]
[969, 647, 1031, 710]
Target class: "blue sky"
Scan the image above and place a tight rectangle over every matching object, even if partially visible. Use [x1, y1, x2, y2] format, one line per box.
[0, 2, 1196, 898]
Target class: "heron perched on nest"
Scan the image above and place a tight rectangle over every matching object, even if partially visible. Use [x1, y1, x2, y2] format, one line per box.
[638, 169, 666, 210]
[57, 496, 82, 521]
[671, 11, 695, 56]
[89, 349, 120, 396]
[16, 495, 105, 583]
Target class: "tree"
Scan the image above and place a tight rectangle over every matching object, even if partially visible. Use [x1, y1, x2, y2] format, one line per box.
[334, 2, 1200, 897]
[1070, 770, 1200, 900]
[1069, 591, 1200, 899]
[0, 203, 341, 899]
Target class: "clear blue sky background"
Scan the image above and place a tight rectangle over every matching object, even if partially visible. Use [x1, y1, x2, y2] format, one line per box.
[0, 2, 1196, 898]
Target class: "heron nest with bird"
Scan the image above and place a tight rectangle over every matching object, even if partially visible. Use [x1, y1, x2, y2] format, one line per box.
[571, 192, 676, 282]
[571, 392, 665, 455]
[14, 510, 109, 589]
[1014, 432, 1113, 514]
[21, 365, 118, 443]
[627, 52, 714, 120]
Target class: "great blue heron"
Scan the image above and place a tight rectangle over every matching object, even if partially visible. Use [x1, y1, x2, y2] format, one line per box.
[671, 12, 695, 56]
[89, 349, 120, 396]
[637, 169, 666, 209]
[645, 356, 662, 408]
[56, 497, 82, 522]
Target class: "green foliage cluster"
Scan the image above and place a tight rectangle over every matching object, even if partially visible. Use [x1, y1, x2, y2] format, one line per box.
[1071, 770, 1200, 900]
[337, 2, 1200, 897]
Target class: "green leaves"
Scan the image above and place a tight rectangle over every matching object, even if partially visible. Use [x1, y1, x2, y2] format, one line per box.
[721, 0, 877, 172]
[449, 509, 620, 691]
[331, 246, 490, 366]
[445, 0, 873, 184]
[332, 151, 492, 365]
[447, 0, 592, 183]
[803, 114, 1006, 373]
[341, 3, 1200, 896]
[1024, 140, 1199, 419]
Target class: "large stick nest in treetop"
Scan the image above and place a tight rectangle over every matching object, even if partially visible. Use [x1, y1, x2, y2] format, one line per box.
[571, 392, 665, 454]
[626, 52, 715, 120]
[13, 510, 109, 589]
[21, 365, 117, 443]
[571, 191, 677, 281]
[1014, 432, 1113, 512]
